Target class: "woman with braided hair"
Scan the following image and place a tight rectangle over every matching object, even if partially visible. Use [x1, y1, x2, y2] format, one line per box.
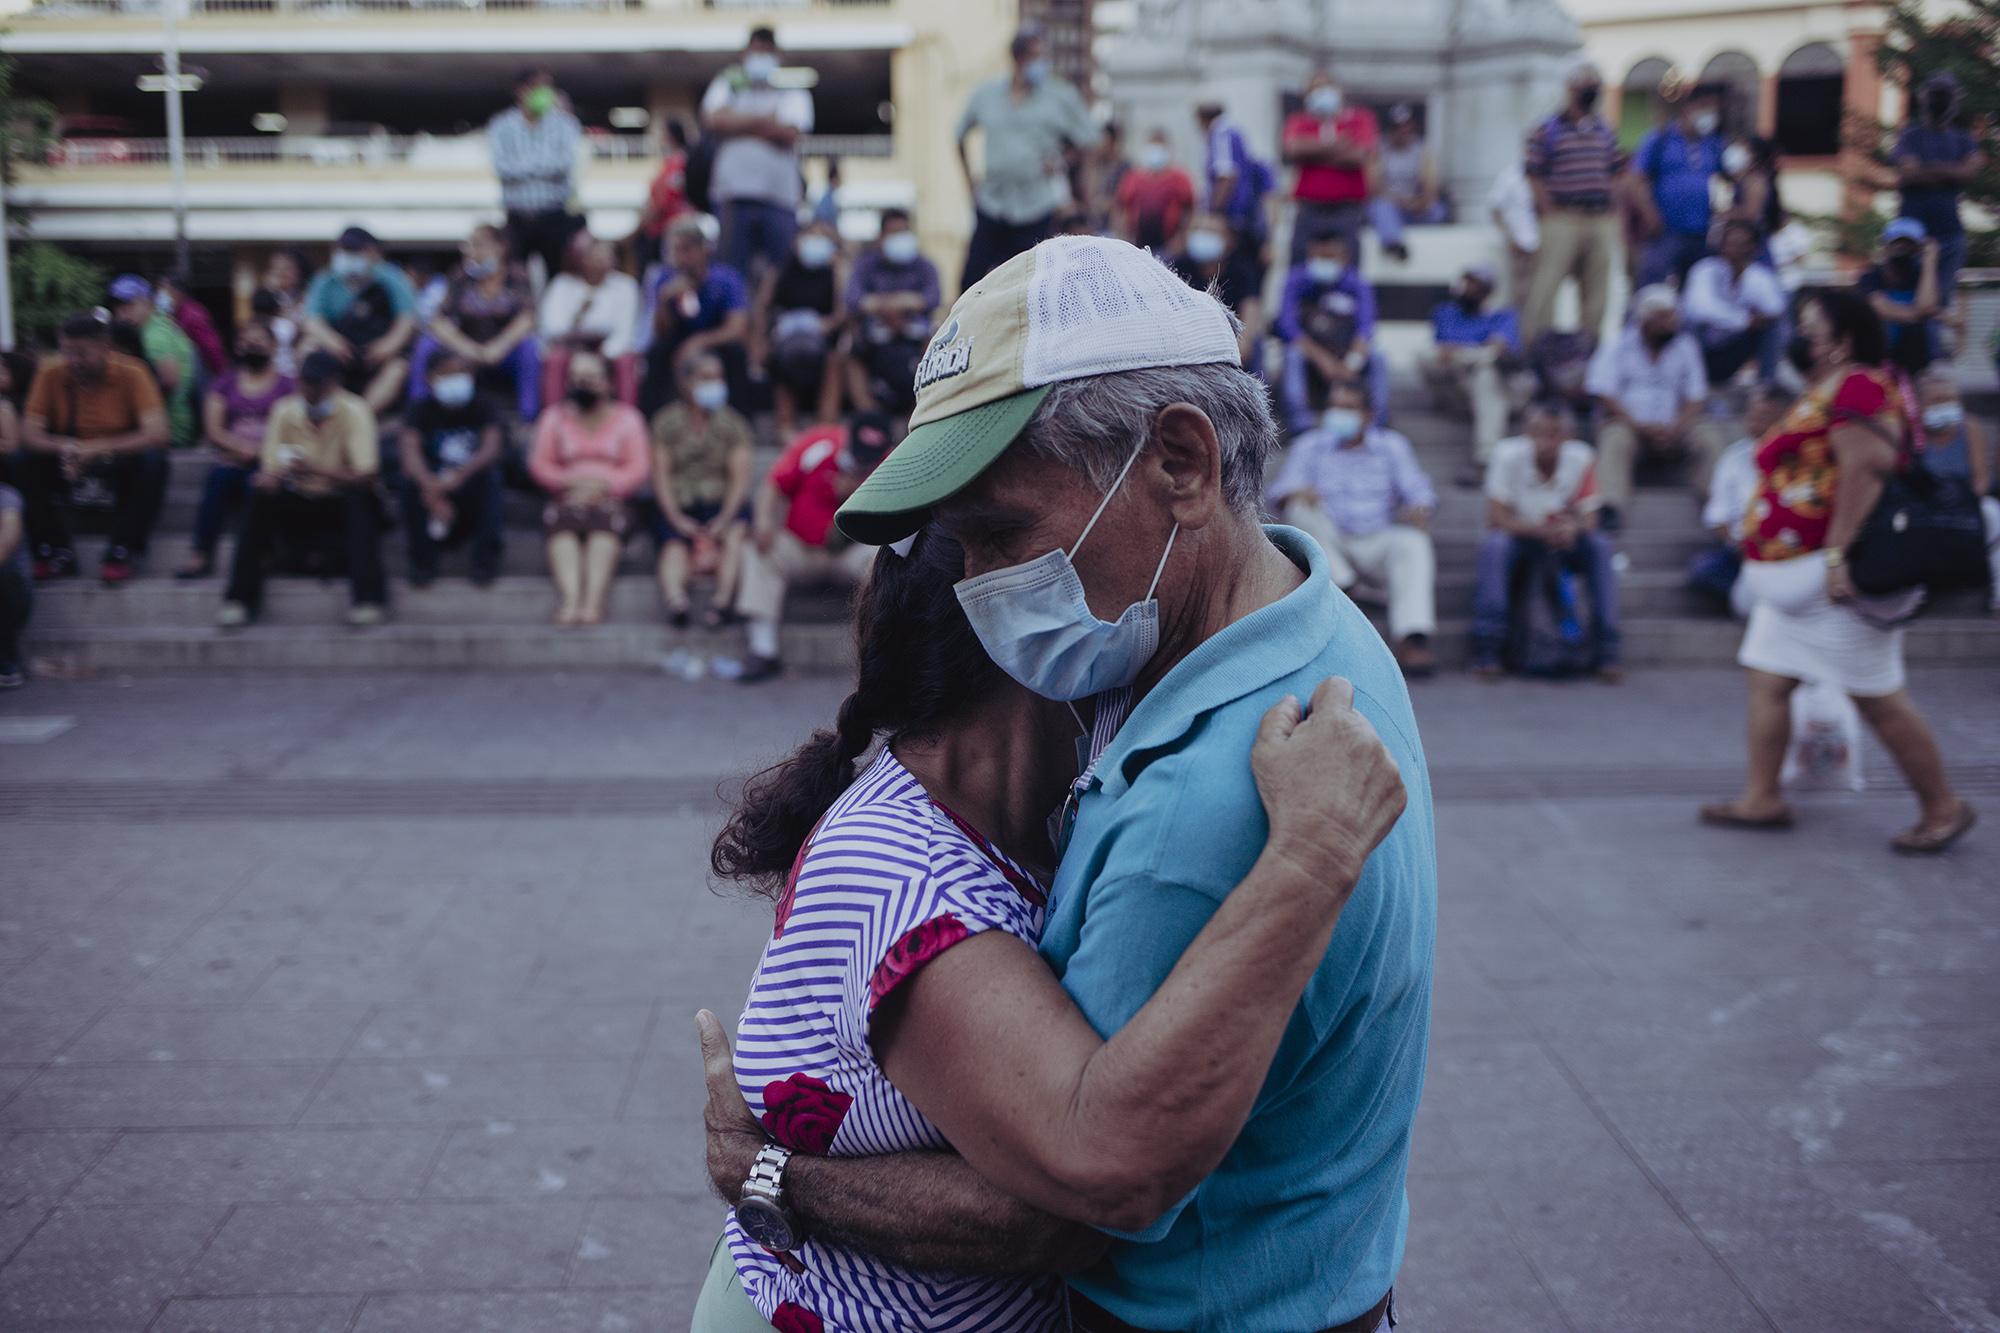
[694, 526, 1410, 1331]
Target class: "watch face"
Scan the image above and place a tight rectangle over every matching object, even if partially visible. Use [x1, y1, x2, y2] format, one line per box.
[735, 1194, 798, 1252]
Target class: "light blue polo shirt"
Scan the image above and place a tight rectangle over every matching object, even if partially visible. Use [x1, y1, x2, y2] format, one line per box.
[1041, 525, 1436, 1333]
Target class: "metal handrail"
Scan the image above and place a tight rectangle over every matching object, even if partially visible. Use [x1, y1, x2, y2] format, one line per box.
[38, 132, 893, 168]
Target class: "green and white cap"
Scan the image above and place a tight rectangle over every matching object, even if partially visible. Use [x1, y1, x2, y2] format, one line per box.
[834, 235, 1242, 546]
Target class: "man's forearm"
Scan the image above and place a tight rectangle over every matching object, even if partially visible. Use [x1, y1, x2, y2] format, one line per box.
[716, 1147, 1108, 1276]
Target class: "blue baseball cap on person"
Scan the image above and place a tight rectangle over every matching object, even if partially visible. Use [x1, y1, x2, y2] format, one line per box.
[1882, 217, 1928, 245]
[108, 274, 152, 303]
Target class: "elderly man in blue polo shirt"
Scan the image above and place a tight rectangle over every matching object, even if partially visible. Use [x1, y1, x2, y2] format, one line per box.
[697, 235, 1436, 1332]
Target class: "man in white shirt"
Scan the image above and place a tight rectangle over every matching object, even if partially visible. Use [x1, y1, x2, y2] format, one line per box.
[1488, 161, 1539, 310]
[1586, 284, 1727, 528]
[701, 25, 815, 285]
[538, 236, 642, 364]
[1267, 379, 1440, 676]
[1682, 218, 1786, 385]
[1472, 398, 1621, 679]
[1688, 383, 1785, 618]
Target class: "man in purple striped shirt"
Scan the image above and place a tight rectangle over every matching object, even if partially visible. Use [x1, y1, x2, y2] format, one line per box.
[1521, 60, 1627, 344]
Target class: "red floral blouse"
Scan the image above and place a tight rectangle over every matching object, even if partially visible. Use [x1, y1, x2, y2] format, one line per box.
[1743, 367, 1907, 563]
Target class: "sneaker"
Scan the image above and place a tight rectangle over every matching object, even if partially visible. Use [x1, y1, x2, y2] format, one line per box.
[174, 554, 214, 581]
[739, 654, 783, 683]
[32, 548, 77, 582]
[99, 547, 135, 586]
[1394, 634, 1436, 679]
[346, 603, 386, 628]
[0, 663, 24, 689]
[667, 607, 691, 631]
[215, 601, 251, 629]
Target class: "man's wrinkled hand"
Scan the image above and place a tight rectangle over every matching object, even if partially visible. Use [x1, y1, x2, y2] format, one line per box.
[696, 1009, 765, 1205]
[1251, 676, 1407, 895]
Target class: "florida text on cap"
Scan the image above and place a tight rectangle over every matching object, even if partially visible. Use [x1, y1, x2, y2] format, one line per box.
[833, 235, 1242, 547]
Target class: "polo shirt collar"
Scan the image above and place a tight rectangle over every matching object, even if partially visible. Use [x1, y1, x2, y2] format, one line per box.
[1091, 524, 1340, 800]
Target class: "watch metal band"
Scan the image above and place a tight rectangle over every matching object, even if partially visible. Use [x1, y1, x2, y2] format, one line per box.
[746, 1142, 791, 1198]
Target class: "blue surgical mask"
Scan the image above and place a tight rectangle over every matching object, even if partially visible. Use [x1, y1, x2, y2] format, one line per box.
[881, 231, 921, 265]
[1186, 229, 1226, 263]
[1922, 402, 1963, 433]
[1307, 87, 1343, 117]
[797, 234, 837, 269]
[743, 52, 778, 85]
[333, 252, 371, 281]
[691, 379, 729, 411]
[954, 441, 1179, 702]
[1322, 407, 1363, 440]
[1307, 258, 1344, 284]
[433, 373, 475, 407]
[1023, 58, 1050, 88]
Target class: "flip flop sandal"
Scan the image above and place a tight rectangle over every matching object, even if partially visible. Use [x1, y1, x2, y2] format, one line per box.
[1698, 802, 1796, 830]
[1892, 802, 1977, 856]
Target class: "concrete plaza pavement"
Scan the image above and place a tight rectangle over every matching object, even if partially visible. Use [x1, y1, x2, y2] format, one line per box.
[1, 666, 1997, 1332]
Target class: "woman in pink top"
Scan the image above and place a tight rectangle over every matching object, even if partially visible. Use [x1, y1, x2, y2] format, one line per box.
[528, 350, 650, 626]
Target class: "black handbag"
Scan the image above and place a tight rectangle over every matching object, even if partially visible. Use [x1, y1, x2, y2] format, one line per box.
[1841, 412, 1990, 598]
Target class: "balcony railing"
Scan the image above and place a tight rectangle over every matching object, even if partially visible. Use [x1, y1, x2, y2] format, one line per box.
[39, 132, 892, 169]
[24, 0, 887, 15]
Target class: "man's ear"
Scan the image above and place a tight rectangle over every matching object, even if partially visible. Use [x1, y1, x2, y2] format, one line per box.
[1149, 403, 1224, 531]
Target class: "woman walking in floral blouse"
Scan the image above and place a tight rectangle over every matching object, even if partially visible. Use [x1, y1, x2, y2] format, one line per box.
[1700, 290, 1974, 852]
[690, 529, 1408, 1332]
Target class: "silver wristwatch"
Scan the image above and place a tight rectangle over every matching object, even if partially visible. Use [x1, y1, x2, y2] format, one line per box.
[733, 1143, 801, 1252]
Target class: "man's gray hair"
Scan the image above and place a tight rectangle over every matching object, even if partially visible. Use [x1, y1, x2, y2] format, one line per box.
[1015, 362, 1279, 515]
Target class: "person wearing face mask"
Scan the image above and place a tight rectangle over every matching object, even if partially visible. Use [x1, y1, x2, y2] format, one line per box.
[1585, 284, 1725, 530]
[399, 350, 506, 588]
[1472, 398, 1621, 679]
[1894, 71, 1984, 315]
[301, 227, 418, 417]
[649, 352, 755, 629]
[539, 235, 643, 372]
[701, 26, 816, 285]
[728, 410, 894, 682]
[1688, 383, 1790, 618]
[1858, 217, 1944, 375]
[109, 274, 199, 451]
[414, 223, 541, 421]
[1081, 120, 1131, 234]
[1629, 85, 1726, 290]
[752, 220, 846, 434]
[527, 350, 652, 627]
[1281, 72, 1381, 267]
[1277, 229, 1389, 432]
[217, 351, 386, 629]
[1682, 218, 1786, 384]
[488, 67, 583, 285]
[1419, 264, 1524, 476]
[841, 207, 941, 415]
[954, 24, 1097, 289]
[177, 323, 296, 581]
[17, 314, 171, 585]
[701, 235, 1432, 1333]
[1520, 60, 1627, 344]
[1368, 104, 1444, 265]
[154, 270, 227, 377]
[1113, 129, 1196, 253]
[1722, 136, 1787, 249]
[1268, 379, 1439, 676]
[1167, 212, 1266, 368]
[639, 217, 753, 419]
[1702, 290, 1975, 853]
[1912, 368, 2000, 610]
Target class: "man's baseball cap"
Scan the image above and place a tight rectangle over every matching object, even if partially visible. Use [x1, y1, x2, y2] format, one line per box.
[1882, 217, 1928, 245]
[834, 235, 1241, 546]
[108, 274, 152, 304]
[336, 226, 377, 252]
[299, 350, 343, 386]
[846, 411, 895, 469]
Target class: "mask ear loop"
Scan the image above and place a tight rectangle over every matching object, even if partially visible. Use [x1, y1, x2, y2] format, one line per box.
[1143, 523, 1180, 601]
[1068, 438, 1150, 560]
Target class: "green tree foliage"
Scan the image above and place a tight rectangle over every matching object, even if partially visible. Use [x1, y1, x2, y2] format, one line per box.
[10, 242, 105, 349]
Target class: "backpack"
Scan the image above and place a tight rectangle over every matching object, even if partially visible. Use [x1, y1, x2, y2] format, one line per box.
[1504, 544, 1603, 677]
[333, 280, 397, 351]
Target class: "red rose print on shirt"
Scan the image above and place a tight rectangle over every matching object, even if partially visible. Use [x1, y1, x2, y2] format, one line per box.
[770, 1303, 825, 1333]
[869, 914, 973, 1010]
[761, 1073, 853, 1155]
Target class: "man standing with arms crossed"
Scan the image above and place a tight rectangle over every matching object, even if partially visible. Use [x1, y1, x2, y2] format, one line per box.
[488, 67, 582, 285]
[1521, 60, 1626, 344]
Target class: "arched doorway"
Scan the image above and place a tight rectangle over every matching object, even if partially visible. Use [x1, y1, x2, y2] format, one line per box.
[1698, 51, 1762, 139]
[1775, 43, 1845, 157]
[1619, 57, 1675, 147]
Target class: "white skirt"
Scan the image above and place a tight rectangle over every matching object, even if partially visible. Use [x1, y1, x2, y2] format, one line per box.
[1737, 555, 1912, 697]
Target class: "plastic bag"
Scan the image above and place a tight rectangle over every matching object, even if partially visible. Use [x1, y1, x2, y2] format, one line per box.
[1781, 680, 1865, 793]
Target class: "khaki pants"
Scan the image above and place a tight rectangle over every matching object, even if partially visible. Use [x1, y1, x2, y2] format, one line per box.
[690, 1237, 778, 1332]
[1284, 500, 1436, 641]
[1522, 209, 1619, 344]
[1418, 345, 1511, 463]
[1594, 417, 1729, 514]
[1504, 242, 1537, 314]
[736, 530, 877, 626]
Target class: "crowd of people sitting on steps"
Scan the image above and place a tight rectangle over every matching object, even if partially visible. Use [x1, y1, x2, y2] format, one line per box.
[1, 33, 1995, 699]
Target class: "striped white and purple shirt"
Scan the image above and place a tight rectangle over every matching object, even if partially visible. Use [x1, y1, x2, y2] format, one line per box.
[723, 748, 1068, 1333]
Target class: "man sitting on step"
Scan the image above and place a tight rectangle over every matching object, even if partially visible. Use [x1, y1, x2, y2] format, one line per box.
[1585, 284, 1725, 534]
[726, 410, 892, 684]
[217, 351, 388, 630]
[1418, 263, 1528, 484]
[1267, 377, 1439, 677]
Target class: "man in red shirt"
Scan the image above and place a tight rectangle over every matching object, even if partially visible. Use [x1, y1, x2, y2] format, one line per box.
[1113, 129, 1197, 253]
[1283, 71, 1380, 266]
[730, 410, 893, 682]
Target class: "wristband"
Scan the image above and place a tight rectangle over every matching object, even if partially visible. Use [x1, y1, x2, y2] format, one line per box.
[1823, 548, 1846, 568]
